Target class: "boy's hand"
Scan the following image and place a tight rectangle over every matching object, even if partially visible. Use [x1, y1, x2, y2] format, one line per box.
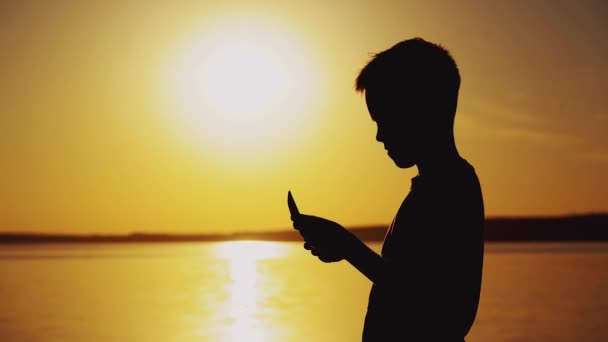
[291, 214, 354, 262]
[303, 242, 343, 263]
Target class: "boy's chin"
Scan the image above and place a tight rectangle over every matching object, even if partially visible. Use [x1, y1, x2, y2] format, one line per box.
[391, 156, 416, 169]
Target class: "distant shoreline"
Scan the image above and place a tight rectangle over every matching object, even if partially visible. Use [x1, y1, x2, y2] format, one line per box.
[1, 214, 607, 244]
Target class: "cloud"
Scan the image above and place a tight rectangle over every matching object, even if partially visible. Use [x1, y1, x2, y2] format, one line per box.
[577, 151, 608, 163]
[593, 112, 606, 121]
[464, 96, 540, 126]
[461, 97, 594, 149]
[487, 125, 584, 147]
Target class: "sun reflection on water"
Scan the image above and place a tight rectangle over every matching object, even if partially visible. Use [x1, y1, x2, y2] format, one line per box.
[214, 241, 287, 341]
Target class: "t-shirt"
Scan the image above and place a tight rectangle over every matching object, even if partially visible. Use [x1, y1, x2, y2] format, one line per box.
[362, 157, 485, 341]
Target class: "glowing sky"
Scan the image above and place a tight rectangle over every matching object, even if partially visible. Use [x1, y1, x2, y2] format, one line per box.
[2, 0, 607, 233]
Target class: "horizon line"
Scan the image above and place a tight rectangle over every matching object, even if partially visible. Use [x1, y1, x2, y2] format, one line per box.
[1, 212, 607, 237]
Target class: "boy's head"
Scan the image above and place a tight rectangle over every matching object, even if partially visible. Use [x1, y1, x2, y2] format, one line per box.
[355, 37, 461, 168]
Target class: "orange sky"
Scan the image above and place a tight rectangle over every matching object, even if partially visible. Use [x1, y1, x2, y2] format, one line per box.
[1, 1, 607, 233]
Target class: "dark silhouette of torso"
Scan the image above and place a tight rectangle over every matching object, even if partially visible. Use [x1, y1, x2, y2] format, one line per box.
[363, 157, 484, 341]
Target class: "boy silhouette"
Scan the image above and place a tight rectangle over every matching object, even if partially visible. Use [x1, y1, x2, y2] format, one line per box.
[290, 37, 485, 341]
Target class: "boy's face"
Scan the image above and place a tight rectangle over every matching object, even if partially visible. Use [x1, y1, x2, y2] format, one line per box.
[364, 87, 425, 169]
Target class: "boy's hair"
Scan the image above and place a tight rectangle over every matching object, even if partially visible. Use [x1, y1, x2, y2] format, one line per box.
[355, 37, 461, 121]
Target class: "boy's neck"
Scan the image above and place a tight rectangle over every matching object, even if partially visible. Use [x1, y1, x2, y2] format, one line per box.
[416, 139, 462, 177]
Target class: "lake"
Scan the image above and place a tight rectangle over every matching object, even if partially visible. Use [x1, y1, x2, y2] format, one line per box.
[1, 241, 607, 341]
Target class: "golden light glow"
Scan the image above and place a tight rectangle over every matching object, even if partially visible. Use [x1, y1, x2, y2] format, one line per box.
[4, 2, 607, 234]
[167, 18, 320, 157]
[214, 241, 287, 341]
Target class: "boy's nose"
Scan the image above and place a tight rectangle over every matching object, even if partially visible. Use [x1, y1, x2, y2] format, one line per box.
[376, 127, 384, 143]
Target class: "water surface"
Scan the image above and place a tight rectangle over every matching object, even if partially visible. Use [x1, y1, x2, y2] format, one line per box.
[1, 242, 607, 341]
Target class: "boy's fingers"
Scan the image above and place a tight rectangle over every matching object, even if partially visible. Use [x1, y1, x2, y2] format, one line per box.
[292, 216, 304, 230]
[291, 216, 299, 228]
[292, 215, 315, 231]
[319, 255, 332, 262]
[319, 253, 340, 263]
[299, 227, 319, 241]
[304, 242, 321, 251]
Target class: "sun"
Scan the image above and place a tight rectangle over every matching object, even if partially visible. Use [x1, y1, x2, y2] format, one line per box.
[203, 42, 287, 117]
[167, 18, 322, 158]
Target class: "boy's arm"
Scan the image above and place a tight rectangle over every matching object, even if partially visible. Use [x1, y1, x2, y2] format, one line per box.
[342, 234, 391, 285]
